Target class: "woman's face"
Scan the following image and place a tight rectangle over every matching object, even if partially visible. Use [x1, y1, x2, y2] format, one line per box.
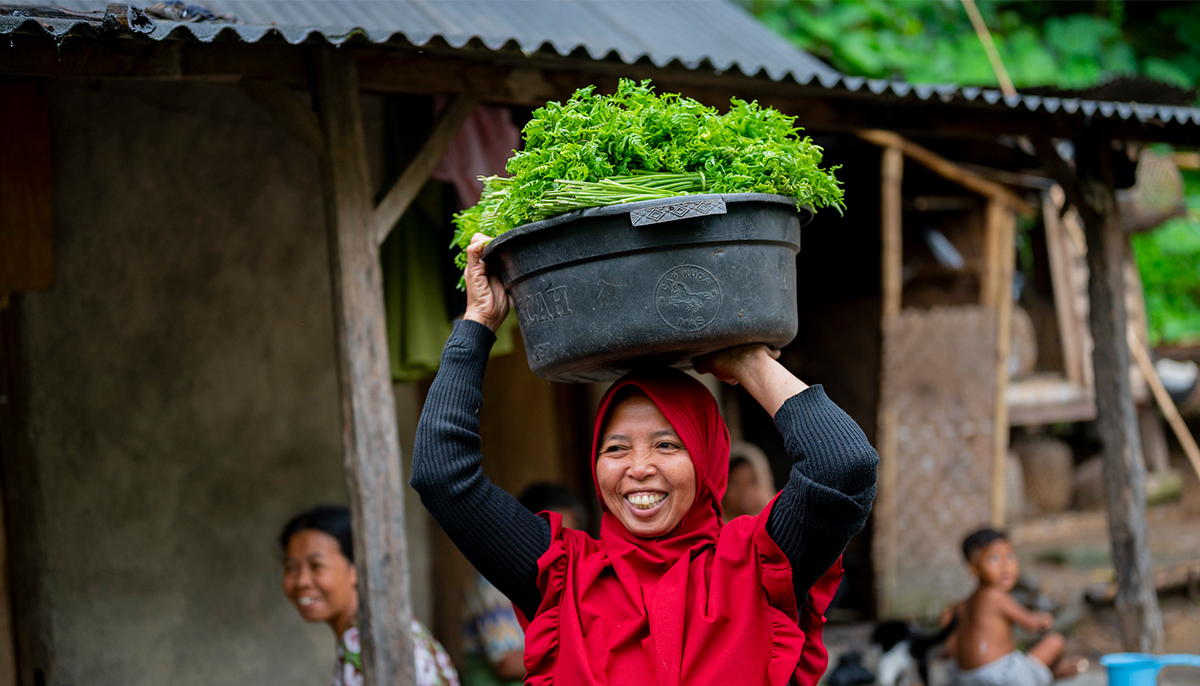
[282, 529, 358, 631]
[596, 393, 697, 538]
[722, 460, 760, 520]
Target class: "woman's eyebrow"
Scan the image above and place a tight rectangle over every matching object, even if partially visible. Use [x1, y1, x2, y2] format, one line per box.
[651, 429, 679, 439]
[601, 433, 630, 443]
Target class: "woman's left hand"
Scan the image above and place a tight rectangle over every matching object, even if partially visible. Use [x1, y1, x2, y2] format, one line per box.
[696, 344, 806, 417]
[695, 344, 780, 386]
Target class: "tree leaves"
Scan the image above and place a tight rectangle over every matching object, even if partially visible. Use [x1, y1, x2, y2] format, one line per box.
[744, 0, 1200, 92]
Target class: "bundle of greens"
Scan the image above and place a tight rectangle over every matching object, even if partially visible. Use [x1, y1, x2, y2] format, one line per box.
[451, 79, 844, 273]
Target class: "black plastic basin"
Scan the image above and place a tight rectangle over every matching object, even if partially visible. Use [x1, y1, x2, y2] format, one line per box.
[481, 193, 810, 382]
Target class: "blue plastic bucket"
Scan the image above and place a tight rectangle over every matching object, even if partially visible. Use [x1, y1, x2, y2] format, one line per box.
[1101, 653, 1200, 686]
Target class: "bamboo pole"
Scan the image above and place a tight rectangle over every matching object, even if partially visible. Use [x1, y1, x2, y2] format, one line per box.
[1127, 331, 1200, 482]
[960, 0, 1017, 98]
[881, 147, 904, 319]
[875, 145, 903, 616]
[988, 200, 1016, 525]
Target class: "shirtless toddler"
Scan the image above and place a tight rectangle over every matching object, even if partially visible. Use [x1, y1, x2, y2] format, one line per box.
[943, 529, 1087, 686]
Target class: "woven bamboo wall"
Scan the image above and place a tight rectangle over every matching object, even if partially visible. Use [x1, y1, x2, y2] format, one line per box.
[876, 306, 998, 617]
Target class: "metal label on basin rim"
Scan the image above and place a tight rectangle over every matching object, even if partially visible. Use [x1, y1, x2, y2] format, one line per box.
[629, 198, 727, 226]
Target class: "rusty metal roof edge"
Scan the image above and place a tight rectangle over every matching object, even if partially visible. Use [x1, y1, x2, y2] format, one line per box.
[3, 7, 1199, 128]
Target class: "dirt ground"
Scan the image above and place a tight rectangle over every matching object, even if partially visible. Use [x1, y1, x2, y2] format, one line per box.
[1010, 453, 1200, 660]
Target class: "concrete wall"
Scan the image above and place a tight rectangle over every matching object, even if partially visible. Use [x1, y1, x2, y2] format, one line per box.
[20, 80, 430, 686]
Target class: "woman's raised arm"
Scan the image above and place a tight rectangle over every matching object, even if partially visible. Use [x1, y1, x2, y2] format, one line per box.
[698, 346, 878, 600]
[410, 235, 549, 620]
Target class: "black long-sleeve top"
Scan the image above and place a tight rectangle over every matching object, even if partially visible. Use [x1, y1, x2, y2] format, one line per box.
[411, 320, 878, 620]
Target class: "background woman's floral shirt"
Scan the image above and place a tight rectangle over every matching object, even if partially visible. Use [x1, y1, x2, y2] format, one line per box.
[334, 619, 459, 686]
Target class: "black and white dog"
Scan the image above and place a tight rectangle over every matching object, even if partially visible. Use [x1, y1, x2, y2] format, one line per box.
[871, 617, 957, 686]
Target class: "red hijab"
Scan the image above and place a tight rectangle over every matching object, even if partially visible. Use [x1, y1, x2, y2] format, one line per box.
[517, 368, 841, 686]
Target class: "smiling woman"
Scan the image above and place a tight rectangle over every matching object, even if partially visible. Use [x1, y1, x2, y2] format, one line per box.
[410, 234, 879, 686]
[595, 390, 697, 538]
[278, 506, 460, 686]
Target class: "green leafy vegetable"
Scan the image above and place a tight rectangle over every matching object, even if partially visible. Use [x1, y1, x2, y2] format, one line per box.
[450, 79, 844, 275]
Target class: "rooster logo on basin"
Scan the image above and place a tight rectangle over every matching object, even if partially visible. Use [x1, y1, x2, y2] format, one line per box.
[656, 265, 722, 332]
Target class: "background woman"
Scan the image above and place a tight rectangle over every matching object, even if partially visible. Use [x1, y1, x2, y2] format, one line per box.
[280, 506, 459, 686]
[411, 234, 878, 685]
[723, 441, 778, 521]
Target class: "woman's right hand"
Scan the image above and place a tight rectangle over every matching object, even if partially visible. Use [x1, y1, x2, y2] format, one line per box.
[462, 233, 509, 332]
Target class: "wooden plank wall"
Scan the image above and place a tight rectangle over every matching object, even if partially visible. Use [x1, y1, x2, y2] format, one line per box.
[0, 82, 54, 294]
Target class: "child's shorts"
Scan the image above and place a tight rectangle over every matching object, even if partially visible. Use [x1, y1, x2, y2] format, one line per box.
[952, 651, 1053, 686]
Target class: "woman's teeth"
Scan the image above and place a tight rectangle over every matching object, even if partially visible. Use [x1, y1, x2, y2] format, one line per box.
[626, 492, 666, 510]
[297, 596, 318, 607]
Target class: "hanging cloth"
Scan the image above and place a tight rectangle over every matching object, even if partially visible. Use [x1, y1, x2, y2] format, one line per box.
[382, 102, 522, 380]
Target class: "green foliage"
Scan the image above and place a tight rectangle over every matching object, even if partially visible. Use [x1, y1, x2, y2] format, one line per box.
[450, 79, 843, 273]
[1132, 170, 1200, 345]
[744, 0, 1200, 92]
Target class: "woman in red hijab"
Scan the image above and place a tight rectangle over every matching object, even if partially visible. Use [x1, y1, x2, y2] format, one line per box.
[412, 235, 878, 685]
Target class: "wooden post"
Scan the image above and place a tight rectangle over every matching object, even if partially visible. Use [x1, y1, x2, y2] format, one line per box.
[312, 47, 417, 686]
[881, 146, 904, 320]
[0, 296, 55, 686]
[987, 200, 1015, 525]
[1077, 142, 1164, 653]
[875, 145, 903, 616]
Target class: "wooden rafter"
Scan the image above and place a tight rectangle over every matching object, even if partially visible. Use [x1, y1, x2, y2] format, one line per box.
[5, 36, 1200, 143]
[373, 94, 477, 246]
[857, 129, 1036, 217]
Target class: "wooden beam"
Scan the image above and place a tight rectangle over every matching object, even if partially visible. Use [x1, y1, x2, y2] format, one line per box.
[988, 200, 1016, 525]
[857, 129, 1036, 217]
[0, 81, 54, 293]
[0, 296, 54, 686]
[372, 94, 477, 246]
[7, 35, 1200, 143]
[1078, 139, 1164, 652]
[311, 46, 417, 686]
[1128, 332, 1200, 482]
[241, 81, 324, 156]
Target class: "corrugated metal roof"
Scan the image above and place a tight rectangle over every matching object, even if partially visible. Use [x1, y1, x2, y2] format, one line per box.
[0, 1, 841, 81]
[3, 1, 1199, 129]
